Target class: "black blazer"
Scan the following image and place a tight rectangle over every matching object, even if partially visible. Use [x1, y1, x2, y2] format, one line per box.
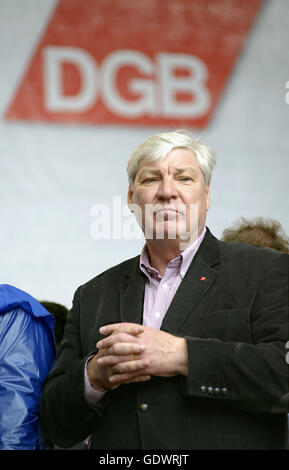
[40, 229, 289, 449]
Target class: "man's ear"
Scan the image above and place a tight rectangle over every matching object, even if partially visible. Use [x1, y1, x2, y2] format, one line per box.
[127, 185, 133, 209]
[206, 186, 210, 211]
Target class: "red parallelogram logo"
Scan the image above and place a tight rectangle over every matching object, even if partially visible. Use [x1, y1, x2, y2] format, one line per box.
[4, 0, 264, 128]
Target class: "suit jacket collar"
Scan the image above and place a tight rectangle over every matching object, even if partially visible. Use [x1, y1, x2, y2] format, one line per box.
[119, 228, 221, 332]
[119, 258, 146, 325]
[161, 228, 220, 333]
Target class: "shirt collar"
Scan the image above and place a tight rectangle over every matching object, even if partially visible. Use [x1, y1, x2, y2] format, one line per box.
[139, 226, 207, 283]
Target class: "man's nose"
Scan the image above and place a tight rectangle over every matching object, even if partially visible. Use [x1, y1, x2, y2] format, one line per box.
[157, 177, 178, 200]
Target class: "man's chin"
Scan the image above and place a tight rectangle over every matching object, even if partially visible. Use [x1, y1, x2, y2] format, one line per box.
[154, 224, 194, 241]
[143, 221, 198, 243]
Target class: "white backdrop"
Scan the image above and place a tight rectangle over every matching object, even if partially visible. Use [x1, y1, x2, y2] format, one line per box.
[0, 0, 288, 307]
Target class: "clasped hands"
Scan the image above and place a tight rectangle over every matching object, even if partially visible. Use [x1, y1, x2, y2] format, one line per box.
[86, 322, 188, 392]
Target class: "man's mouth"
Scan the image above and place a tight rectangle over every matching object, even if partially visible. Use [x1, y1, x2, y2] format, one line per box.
[154, 206, 184, 221]
[154, 206, 181, 214]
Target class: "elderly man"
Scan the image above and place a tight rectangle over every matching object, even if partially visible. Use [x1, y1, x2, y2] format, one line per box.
[40, 131, 288, 450]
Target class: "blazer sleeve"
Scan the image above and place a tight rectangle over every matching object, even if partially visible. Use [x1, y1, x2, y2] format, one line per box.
[0, 308, 55, 450]
[181, 253, 289, 414]
[40, 286, 107, 448]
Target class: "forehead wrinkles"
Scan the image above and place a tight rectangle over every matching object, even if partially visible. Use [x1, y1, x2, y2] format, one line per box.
[137, 150, 199, 177]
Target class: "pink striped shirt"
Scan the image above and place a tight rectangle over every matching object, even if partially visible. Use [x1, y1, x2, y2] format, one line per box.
[140, 226, 206, 330]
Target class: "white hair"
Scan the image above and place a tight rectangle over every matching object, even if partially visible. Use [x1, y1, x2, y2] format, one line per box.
[127, 130, 216, 186]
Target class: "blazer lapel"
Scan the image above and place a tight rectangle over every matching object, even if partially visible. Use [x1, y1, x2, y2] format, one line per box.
[119, 258, 146, 325]
[161, 229, 221, 334]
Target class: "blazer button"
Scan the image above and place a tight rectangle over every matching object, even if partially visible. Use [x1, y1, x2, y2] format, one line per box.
[200, 385, 207, 393]
[207, 386, 214, 395]
[214, 387, 220, 395]
[139, 403, 148, 412]
[221, 387, 228, 395]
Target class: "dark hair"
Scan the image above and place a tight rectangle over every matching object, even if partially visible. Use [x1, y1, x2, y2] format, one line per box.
[221, 217, 289, 253]
[40, 301, 69, 348]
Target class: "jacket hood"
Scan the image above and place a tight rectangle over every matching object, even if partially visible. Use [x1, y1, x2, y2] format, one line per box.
[0, 283, 55, 334]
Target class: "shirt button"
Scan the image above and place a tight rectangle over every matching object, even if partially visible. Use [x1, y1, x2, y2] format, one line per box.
[180, 271, 185, 277]
[139, 403, 148, 412]
[162, 283, 168, 290]
[154, 311, 161, 318]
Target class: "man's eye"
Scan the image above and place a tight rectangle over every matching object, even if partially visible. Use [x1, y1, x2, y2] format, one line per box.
[178, 177, 192, 182]
[142, 178, 157, 183]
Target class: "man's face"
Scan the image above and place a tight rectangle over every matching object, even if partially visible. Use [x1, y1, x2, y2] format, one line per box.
[127, 148, 210, 245]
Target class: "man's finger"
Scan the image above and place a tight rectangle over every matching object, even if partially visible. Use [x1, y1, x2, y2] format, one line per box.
[97, 353, 139, 367]
[123, 375, 151, 384]
[99, 323, 144, 336]
[105, 342, 145, 356]
[111, 358, 150, 374]
[96, 333, 145, 350]
[108, 372, 151, 385]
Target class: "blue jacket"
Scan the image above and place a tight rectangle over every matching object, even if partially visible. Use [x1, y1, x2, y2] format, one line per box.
[0, 284, 56, 450]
